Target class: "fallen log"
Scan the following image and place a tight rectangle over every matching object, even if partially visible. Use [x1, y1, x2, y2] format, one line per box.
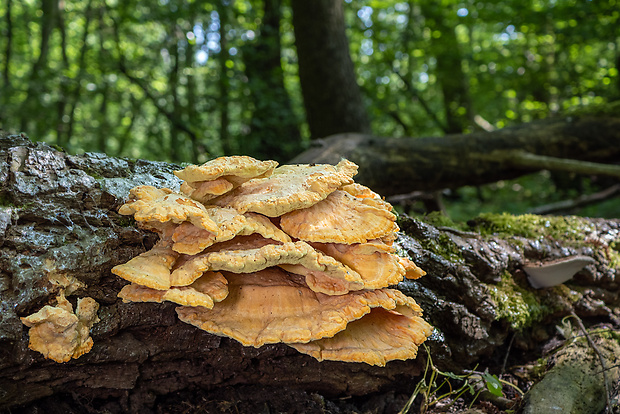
[290, 114, 620, 196]
[1, 132, 618, 413]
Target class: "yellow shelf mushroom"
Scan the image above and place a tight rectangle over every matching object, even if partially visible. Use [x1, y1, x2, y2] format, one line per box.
[21, 294, 100, 363]
[111, 156, 432, 366]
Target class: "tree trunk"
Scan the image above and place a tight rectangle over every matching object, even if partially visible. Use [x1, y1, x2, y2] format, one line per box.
[1, 133, 618, 413]
[168, 25, 182, 163]
[290, 113, 620, 196]
[216, 0, 232, 156]
[291, 0, 371, 139]
[241, 0, 302, 162]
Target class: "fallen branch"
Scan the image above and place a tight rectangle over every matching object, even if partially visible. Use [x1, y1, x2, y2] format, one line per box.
[528, 184, 620, 215]
[475, 150, 620, 179]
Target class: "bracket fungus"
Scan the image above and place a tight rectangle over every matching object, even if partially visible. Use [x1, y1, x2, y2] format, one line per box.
[175, 155, 278, 185]
[290, 307, 432, 366]
[523, 255, 596, 289]
[175, 156, 278, 203]
[280, 190, 398, 244]
[119, 186, 219, 233]
[112, 156, 432, 366]
[118, 271, 228, 308]
[111, 242, 179, 290]
[169, 209, 291, 255]
[21, 294, 100, 363]
[172, 240, 365, 295]
[310, 241, 424, 289]
[211, 159, 359, 216]
[176, 268, 425, 348]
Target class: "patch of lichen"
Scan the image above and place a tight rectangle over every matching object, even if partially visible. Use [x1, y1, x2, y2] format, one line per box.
[486, 271, 573, 330]
[469, 213, 594, 241]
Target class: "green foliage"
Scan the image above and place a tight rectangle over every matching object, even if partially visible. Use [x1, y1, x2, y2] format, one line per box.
[442, 170, 620, 221]
[482, 372, 503, 397]
[0, 0, 305, 163]
[344, 0, 619, 137]
[445, 171, 570, 221]
[398, 344, 524, 413]
[0, 0, 617, 181]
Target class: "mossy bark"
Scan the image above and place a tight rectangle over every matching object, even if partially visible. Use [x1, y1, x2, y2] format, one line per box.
[1, 133, 618, 413]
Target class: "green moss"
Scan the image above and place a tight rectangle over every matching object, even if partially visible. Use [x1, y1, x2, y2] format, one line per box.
[608, 241, 620, 270]
[419, 232, 465, 263]
[486, 271, 570, 330]
[0, 193, 37, 210]
[0, 192, 15, 207]
[470, 213, 594, 241]
[116, 215, 135, 227]
[419, 211, 467, 230]
[83, 168, 105, 180]
[470, 213, 617, 273]
[397, 214, 466, 263]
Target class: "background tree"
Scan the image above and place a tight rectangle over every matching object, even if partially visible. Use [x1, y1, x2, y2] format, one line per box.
[291, 0, 371, 138]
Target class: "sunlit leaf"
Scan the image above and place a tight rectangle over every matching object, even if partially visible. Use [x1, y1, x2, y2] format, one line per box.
[482, 373, 503, 397]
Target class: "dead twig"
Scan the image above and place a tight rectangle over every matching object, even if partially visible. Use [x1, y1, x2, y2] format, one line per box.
[569, 311, 612, 413]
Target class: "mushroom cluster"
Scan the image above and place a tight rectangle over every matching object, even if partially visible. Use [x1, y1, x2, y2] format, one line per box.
[21, 294, 100, 363]
[112, 156, 432, 366]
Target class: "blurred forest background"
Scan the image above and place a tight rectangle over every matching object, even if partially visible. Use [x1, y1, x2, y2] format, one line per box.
[0, 0, 618, 220]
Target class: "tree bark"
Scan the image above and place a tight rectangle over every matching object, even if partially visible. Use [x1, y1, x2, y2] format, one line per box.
[1, 133, 618, 413]
[216, 0, 232, 156]
[291, 0, 371, 139]
[290, 113, 620, 196]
